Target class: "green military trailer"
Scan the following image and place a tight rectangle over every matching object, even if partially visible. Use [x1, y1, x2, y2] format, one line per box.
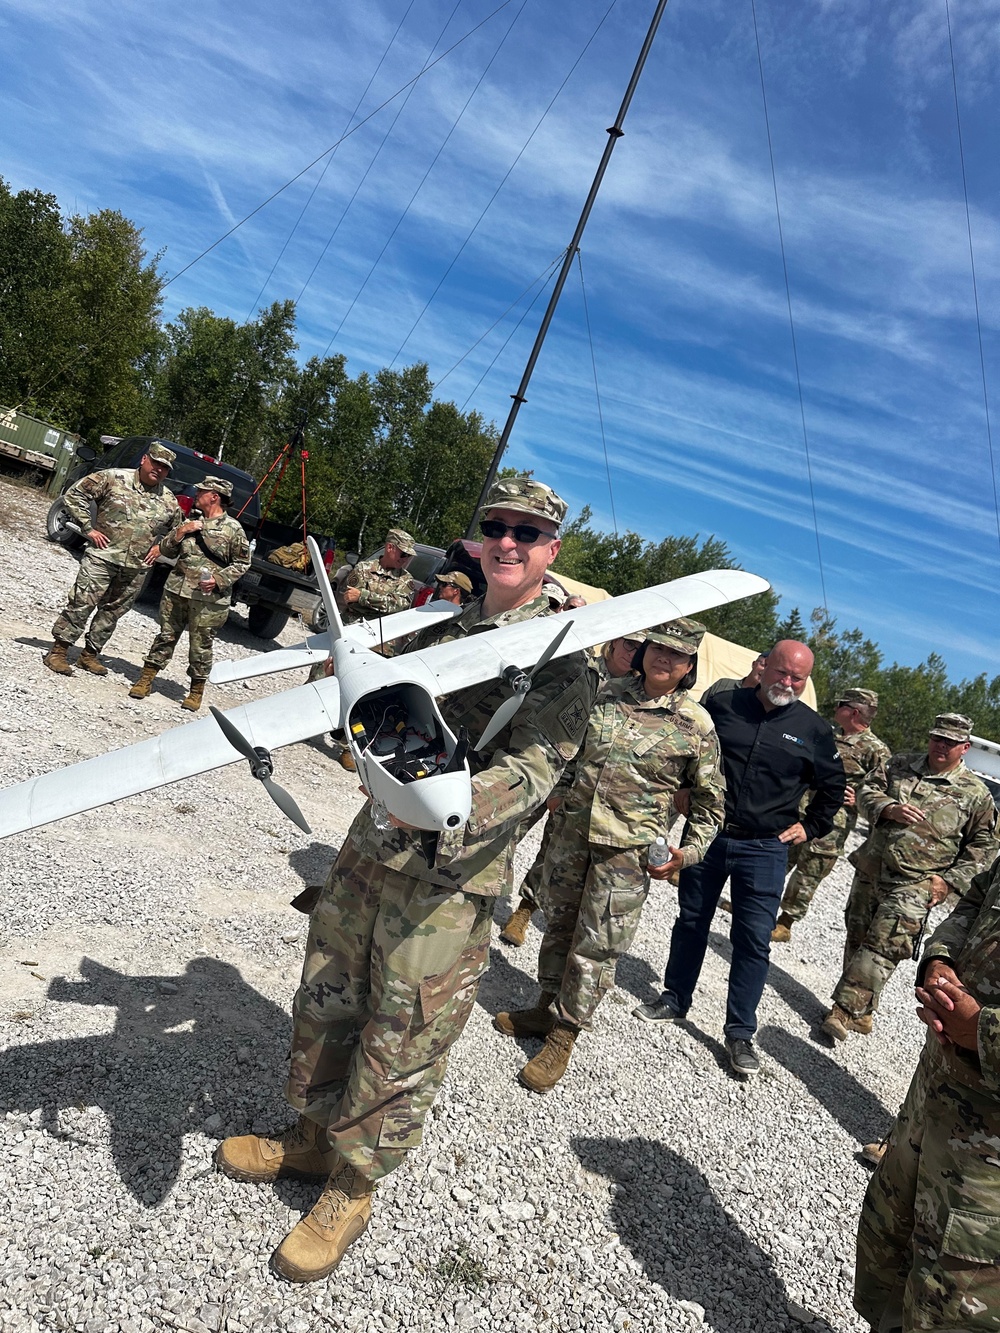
[0, 406, 83, 494]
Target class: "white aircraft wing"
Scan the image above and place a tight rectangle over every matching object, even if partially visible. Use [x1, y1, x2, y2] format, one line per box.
[211, 600, 463, 684]
[372, 569, 770, 697]
[0, 678, 342, 839]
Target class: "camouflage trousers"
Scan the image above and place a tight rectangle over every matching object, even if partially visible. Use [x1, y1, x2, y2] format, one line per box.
[832, 873, 933, 1019]
[144, 591, 229, 681]
[534, 808, 649, 1028]
[507, 804, 549, 908]
[780, 807, 856, 922]
[855, 1043, 1000, 1331]
[51, 549, 148, 653]
[285, 839, 492, 1182]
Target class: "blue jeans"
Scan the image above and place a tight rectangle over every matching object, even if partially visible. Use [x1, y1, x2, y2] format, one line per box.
[662, 833, 789, 1041]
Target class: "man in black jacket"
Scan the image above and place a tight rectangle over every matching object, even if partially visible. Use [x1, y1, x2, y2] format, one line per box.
[635, 640, 845, 1076]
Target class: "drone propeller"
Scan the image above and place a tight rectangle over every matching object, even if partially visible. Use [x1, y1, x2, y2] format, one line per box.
[475, 620, 575, 751]
[209, 706, 312, 834]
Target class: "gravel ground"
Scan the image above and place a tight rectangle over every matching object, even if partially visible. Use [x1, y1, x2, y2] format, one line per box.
[0, 480, 927, 1333]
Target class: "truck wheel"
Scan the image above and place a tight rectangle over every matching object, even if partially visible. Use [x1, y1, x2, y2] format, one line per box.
[247, 605, 289, 640]
[46, 499, 83, 547]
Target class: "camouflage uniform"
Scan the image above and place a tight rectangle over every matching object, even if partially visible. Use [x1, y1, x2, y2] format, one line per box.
[855, 853, 1000, 1331]
[535, 666, 723, 1027]
[781, 725, 890, 922]
[831, 747, 998, 1019]
[143, 500, 250, 681]
[286, 481, 595, 1182]
[52, 465, 181, 653]
[341, 556, 416, 625]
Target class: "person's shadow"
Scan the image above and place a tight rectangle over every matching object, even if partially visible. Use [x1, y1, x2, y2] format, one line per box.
[3, 956, 292, 1203]
[573, 1135, 837, 1332]
[708, 931, 829, 1028]
[475, 945, 536, 1019]
[287, 841, 340, 889]
[756, 1025, 893, 1146]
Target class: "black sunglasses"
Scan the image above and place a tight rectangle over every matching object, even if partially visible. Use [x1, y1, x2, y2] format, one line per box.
[479, 519, 556, 544]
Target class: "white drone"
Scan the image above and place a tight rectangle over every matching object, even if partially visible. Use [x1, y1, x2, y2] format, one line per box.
[0, 537, 768, 840]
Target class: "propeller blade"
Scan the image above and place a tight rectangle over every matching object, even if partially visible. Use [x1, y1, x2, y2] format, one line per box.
[262, 776, 312, 834]
[475, 690, 528, 752]
[528, 619, 574, 679]
[307, 536, 343, 642]
[474, 622, 578, 752]
[209, 705, 259, 764]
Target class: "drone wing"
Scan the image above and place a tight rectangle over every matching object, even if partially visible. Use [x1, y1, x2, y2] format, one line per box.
[0, 678, 342, 838]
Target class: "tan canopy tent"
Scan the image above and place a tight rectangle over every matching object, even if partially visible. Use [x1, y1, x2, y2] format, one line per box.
[549, 572, 611, 603]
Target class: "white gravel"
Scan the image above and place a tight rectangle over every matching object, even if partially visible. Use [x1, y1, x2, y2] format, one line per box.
[0, 480, 925, 1332]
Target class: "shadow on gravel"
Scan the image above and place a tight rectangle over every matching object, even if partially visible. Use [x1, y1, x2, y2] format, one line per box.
[707, 932, 828, 1028]
[3, 956, 291, 1204]
[756, 1025, 893, 1147]
[15, 637, 190, 699]
[573, 1135, 837, 1333]
[613, 953, 660, 1005]
[287, 841, 340, 888]
[475, 946, 536, 1018]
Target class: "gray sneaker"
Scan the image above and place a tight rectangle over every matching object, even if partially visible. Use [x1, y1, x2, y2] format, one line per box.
[632, 995, 683, 1023]
[725, 1038, 760, 1076]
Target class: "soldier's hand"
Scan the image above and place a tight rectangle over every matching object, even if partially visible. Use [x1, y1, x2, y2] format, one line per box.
[842, 787, 856, 808]
[546, 795, 562, 814]
[344, 586, 361, 604]
[927, 874, 951, 906]
[916, 976, 981, 1051]
[884, 802, 925, 825]
[915, 961, 965, 1047]
[778, 822, 808, 845]
[922, 959, 962, 991]
[143, 544, 161, 566]
[178, 520, 202, 538]
[88, 529, 110, 549]
[648, 847, 684, 879]
[673, 788, 691, 817]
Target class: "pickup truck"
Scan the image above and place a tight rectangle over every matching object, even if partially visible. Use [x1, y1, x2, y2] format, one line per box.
[45, 434, 331, 640]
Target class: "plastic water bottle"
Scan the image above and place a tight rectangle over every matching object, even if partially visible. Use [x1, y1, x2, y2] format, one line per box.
[648, 837, 671, 868]
[199, 566, 213, 594]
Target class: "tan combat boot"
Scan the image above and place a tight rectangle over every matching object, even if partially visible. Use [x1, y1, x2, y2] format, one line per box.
[518, 1022, 578, 1095]
[861, 1140, 887, 1167]
[43, 640, 74, 675]
[821, 1004, 854, 1042]
[128, 665, 159, 699]
[215, 1116, 340, 1184]
[771, 912, 794, 943]
[181, 679, 206, 711]
[500, 899, 534, 946]
[338, 748, 356, 772]
[271, 1161, 375, 1283]
[494, 990, 558, 1038]
[77, 648, 108, 676]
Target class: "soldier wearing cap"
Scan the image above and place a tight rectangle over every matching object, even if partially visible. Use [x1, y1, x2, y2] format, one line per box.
[433, 570, 473, 605]
[340, 527, 418, 626]
[494, 618, 724, 1094]
[823, 712, 998, 1043]
[499, 628, 646, 949]
[44, 441, 182, 676]
[772, 688, 890, 944]
[216, 474, 598, 1283]
[129, 475, 250, 711]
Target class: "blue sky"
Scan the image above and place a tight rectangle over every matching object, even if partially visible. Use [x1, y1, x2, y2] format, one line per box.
[3, 0, 999, 684]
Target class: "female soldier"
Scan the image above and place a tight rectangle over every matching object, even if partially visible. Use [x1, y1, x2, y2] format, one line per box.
[494, 618, 725, 1093]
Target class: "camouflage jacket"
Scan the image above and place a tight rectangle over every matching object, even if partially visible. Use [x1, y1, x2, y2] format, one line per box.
[160, 513, 251, 607]
[798, 726, 890, 834]
[342, 556, 416, 624]
[920, 853, 1000, 1096]
[558, 678, 724, 864]
[851, 753, 998, 896]
[62, 468, 181, 568]
[348, 592, 597, 896]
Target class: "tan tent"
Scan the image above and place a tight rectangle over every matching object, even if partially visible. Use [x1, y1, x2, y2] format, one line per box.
[696, 633, 817, 710]
[548, 571, 612, 603]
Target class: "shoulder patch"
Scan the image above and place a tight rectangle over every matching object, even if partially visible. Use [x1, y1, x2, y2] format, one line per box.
[558, 697, 589, 738]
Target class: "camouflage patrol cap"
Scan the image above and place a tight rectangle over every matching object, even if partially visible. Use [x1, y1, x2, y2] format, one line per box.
[386, 527, 416, 555]
[644, 617, 706, 655]
[929, 712, 973, 743]
[837, 688, 879, 710]
[483, 475, 567, 528]
[146, 441, 175, 470]
[195, 476, 233, 498]
[436, 571, 473, 594]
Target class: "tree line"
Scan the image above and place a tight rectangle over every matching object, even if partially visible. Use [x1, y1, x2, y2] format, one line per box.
[2, 177, 997, 751]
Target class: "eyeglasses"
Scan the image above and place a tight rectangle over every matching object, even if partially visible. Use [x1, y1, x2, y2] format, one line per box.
[479, 519, 556, 544]
[622, 639, 643, 652]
